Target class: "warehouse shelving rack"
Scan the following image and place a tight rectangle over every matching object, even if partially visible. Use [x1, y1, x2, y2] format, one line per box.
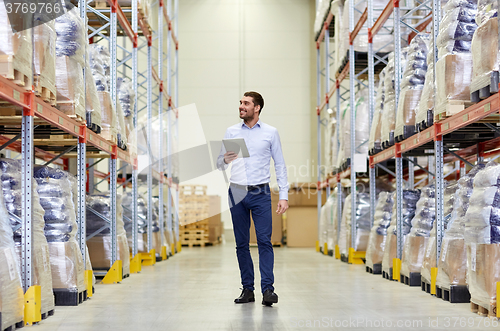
[317, 0, 500, 295]
[0, 0, 178, 322]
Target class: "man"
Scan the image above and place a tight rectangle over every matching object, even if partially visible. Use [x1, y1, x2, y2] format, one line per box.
[217, 91, 289, 306]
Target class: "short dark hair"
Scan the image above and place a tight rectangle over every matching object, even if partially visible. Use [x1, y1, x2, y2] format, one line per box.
[244, 91, 264, 114]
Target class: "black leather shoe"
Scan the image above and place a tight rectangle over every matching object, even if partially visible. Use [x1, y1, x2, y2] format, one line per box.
[234, 288, 255, 303]
[262, 289, 278, 306]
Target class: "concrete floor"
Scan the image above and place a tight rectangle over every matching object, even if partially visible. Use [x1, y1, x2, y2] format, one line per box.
[34, 239, 492, 331]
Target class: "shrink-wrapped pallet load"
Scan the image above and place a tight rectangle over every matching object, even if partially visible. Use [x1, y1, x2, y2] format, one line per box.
[381, 189, 420, 278]
[86, 194, 131, 277]
[470, 0, 499, 101]
[0, 162, 24, 330]
[336, 92, 370, 168]
[85, 61, 102, 131]
[420, 181, 457, 287]
[434, 0, 478, 119]
[0, 1, 32, 89]
[366, 192, 394, 273]
[313, 0, 331, 37]
[436, 164, 484, 296]
[122, 192, 163, 257]
[338, 192, 371, 258]
[118, 77, 136, 154]
[33, 166, 85, 305]
[330, 0, 344, 74]
[415, 40, 436, 130]
[380, 49, 409, 148]
[55, 6, 86, 120]
[0, 159, 55, 315]
[395, 34, 430, 141]
[401, 184, 436, 284]
[319, 192, 335, 254]
[89, 44, 118, 143]
[33, 16, 56, 104]
[464, 162, 500, 314]
[153, 196, 170, 256]
[368, 68, 386, 155]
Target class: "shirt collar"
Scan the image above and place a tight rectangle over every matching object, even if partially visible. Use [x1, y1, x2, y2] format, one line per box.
[242, 119, 262, 129]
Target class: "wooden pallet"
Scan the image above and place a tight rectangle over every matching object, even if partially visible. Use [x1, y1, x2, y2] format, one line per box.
[33, 76, 57, 106]
[181, 220, 209, 231]
[3, 320, 24, 331]
[434, 100, 473, 122]
[179, 184, 207, 196]
[67, 114, 85, 123]
[0, 55, 31, 90]
[470, 301, 497, 318]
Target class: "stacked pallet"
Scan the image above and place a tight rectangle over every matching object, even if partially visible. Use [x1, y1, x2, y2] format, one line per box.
[179, 185, 209, 226]
[180, 220, 210, 247]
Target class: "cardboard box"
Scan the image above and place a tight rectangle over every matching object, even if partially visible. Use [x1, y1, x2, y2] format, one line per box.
[249, 191, 282, 245]
[87, 234, 130, 276]
[288, 184, 327, 206]
[286, 207, 318, 247]
[48, 241, 85, 291]
[401, 235, 428, 276]
[367, 233, 386, 265]
[437, 238, 467, 288]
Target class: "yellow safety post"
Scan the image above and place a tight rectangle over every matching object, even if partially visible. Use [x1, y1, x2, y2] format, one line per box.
[102, 260, 123, 284]
[497, 282, 500, 318]
[316, 240, 320, 252]
[430, 267, 438, 295]
[177, 241, 182, 253]
[393, 258, 401, 281]
[85, 270, 93, 298]
[323, 243, 328, 255]
[130, 254, 142, 273]
[161, 245, 168, 260]
[141, 249, 156, 266]
[24, 285, 41, 326]
[348, 248, 365, 264]
[171, 243, 175, 256]
[335, 245, 340, 259]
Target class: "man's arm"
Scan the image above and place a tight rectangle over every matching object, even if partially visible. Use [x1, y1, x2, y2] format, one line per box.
[271, 129, 289, 214]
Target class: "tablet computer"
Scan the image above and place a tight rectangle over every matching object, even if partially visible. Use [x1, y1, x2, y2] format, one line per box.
[223, 138, 250, 158]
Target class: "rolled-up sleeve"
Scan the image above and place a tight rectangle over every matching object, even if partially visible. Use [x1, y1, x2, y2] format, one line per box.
[217, 129, 230, 171]
[270, 129, 289, 200]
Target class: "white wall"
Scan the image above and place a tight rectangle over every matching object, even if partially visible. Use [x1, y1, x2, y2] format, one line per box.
[178, 0, 315, 228]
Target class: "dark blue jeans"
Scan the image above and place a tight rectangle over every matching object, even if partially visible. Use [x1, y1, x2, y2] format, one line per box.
[229, 184, 274, 293]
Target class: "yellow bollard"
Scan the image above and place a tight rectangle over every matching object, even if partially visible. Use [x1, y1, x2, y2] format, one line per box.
[430, 267, 438, 295]
[335, 245, 340, 259]
[85, 270, 93, 298]
[316, 240, 320, 252]
[102, 260, 123, 284]
[130, 254, 142, 273]
[323, 243, 328, 255]
[161, 246, 168, 260]
[141, 249, 156, 266]
[392, 258, 401, 281]
[171, 243, 175, 256]
[24, 285, 41, 326]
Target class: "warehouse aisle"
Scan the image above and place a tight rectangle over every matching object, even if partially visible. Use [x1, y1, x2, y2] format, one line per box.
[35, 242, 487, 331]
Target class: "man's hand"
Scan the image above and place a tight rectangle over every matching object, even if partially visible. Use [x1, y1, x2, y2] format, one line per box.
[224, 151, 238, 164]
[276, 199, 289, 215]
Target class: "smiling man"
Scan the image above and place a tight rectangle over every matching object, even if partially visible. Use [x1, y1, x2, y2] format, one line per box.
[217, 91, 289, 306]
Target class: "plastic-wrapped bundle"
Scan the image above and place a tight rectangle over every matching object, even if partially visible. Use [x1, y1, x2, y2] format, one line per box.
[0, 1, 32, 87]
[436, 164, 484, 290]
[401, 184, 436, 277]
[415, 40, 436, 129]
[33, 166, 85, 293]
[381, 189, 421, 276]
[338, 192, 371, 256]
[380, 50, 409, 147]
[336, 91, 370, 166]
[55, 7, 86, 119]
[369, 69, 387, 154]
[435, 0, 478, 116]
[366, 192, 394, 269]
[0, 159, 55, 316]
[465, 162, 500, 244]
[0, 183, 23, 331]
[331, 0, 344, 74]
[33, 16, 56, 103]
[327, 115, 337, 172]
[117, 77, 136, 117]
[340, 0, 394, 56]
[152, 196, 169, 255]
[122, 193, 162, 255]
[116, 101, 127, 149]
[395, 34, 431, 140]
[470, 0, 499, 95]
[313, 0, 331, 36]
[89, 44, 110, 92]
[98, 91, 118, 142]
[85, 62, 102, 128]
[421, 181, 458, 285]
[86, 194, 131, 276]
[319, 192, 336, 252]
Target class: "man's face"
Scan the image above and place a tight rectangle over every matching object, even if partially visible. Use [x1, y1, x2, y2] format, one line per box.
[239, 96, 259, 120]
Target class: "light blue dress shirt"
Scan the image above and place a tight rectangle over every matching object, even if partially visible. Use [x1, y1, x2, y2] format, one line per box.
[217, 120, 289, 201]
